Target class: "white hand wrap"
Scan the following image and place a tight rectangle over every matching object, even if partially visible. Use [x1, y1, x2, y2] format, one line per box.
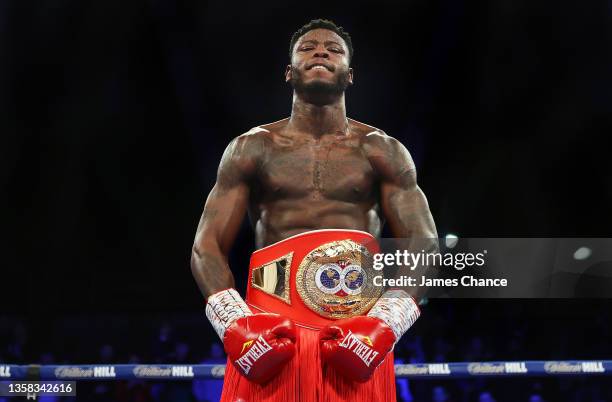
[205, 288, 252, 340]
[367, 289, 420, 341]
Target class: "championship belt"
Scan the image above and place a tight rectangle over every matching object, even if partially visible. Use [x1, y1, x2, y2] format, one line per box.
[246, 229, 382, 329]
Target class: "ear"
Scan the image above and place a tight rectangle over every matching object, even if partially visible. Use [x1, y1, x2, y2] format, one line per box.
[348, 67, 354, 85]
[285, 65, 292, 83]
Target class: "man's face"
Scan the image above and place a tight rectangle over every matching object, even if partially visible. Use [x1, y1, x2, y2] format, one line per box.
[286, 28, 353, 102]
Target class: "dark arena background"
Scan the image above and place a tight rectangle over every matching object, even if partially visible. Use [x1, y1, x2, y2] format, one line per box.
[1, 1, 612, 401]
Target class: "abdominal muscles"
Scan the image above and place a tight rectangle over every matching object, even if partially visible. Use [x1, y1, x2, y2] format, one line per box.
[254, 199, 381, 248]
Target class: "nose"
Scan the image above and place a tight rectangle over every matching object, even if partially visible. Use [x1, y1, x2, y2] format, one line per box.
[313, 47, 329, 59]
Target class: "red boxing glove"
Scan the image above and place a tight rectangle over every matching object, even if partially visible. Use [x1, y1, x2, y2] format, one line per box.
[205, 289, 296, 384]
[224, 313, 296, 384]
[319, 316, 395, 382]
[319, 290, 420, 382]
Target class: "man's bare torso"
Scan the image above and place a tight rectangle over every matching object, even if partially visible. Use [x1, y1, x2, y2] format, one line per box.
[190, 26, 437, 301]
[242, 118, 388, 248]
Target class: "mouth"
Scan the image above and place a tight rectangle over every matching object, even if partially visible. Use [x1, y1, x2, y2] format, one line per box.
[307, 63, 334, 72]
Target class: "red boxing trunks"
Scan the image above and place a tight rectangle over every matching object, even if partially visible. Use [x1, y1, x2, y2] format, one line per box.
[219, 229, 396, 402]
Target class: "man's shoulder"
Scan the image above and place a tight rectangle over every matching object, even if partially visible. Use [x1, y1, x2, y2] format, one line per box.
[258, 118, 290, 133]
[349, 118, 385, 136]
[348, 120, 415, 177]
[231, 118, 289, 146]
[348, 118, 404, 154]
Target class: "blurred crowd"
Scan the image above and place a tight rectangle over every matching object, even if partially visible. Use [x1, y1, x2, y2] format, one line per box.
[1, 301, 611, 402]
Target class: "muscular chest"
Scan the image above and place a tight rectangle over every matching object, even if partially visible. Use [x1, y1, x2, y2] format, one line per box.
[259, 139, 376, 201]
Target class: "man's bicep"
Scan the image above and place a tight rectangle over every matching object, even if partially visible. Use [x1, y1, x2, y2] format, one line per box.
[380, 174, 435, 238]
[376, 144, 437, 238]
[194, 181, 249, 255]
[365, 133, 436, 238]
[194, 136, 256, 254]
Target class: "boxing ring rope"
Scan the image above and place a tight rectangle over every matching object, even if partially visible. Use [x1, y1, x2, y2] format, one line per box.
[1, 361, 610, 380]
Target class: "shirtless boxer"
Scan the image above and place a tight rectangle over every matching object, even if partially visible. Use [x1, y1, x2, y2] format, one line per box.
[191, 19, 438, 402]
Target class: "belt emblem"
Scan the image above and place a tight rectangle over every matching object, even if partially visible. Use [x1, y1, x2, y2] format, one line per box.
[296, 240, 382, 319]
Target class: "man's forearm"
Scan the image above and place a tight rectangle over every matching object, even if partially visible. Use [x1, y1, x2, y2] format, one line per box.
[405, 236, 439, 302]
[388, 236, 439, 302]
[191, 244, 235, 300]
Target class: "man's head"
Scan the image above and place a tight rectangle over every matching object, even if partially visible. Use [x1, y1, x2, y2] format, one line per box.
[286, 19, 354, 105]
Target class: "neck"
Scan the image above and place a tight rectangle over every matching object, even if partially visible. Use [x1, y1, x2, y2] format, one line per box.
[288, 92, 348, 137]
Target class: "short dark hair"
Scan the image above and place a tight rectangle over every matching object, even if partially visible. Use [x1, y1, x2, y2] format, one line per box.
[289, 19, 353, 61]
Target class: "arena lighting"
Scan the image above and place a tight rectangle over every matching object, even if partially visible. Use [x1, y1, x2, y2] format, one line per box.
[444, 233, 459, 249]
[573, 246, 592, 260]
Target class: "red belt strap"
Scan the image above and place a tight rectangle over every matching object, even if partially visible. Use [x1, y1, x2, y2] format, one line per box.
[246, 229, 381, 329]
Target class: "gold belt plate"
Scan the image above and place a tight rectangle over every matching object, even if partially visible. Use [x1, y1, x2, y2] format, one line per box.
[296, 240, 382, 319]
